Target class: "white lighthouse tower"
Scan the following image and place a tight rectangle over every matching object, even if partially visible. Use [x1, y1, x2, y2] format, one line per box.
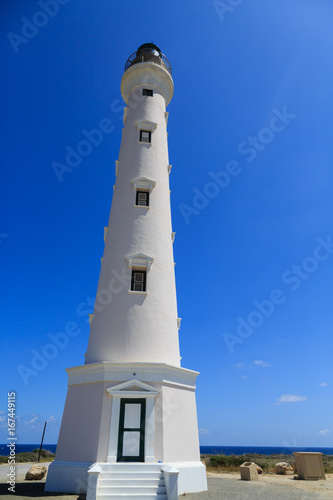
[46, 43, 207, 498]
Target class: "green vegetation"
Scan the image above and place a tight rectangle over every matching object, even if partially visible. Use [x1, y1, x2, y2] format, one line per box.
[0, 449, 55, 464]
[202, 453, 333, 474]
[323, 455, 333, 474]
[209, 454, 254, 470]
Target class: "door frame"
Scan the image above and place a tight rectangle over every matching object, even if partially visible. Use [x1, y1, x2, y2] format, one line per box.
[106, 379, 159, 463]
[117, 398, 146, 462]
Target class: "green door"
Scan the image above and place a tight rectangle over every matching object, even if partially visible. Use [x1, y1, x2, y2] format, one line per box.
[117, 398, 146, 462]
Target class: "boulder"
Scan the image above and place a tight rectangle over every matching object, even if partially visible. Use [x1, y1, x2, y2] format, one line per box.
[25, 464, 47, 480]
[275, 462, 294, 475]
[254, 464, 263, 474]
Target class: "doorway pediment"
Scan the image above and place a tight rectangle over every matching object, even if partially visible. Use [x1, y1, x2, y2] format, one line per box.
[106, 379, 159, 398]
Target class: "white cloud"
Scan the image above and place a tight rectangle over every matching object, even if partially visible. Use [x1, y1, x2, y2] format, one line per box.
[254, 360, 270, 367]
[320, 382, 328, 387]
[277, 394, 307, 404]
[241, 375, 248, 379]
[319, 429, 330, 436]
[24, 416, 40, 426]
[0, 415, 5, 423]
[235, 361, 271, 369]
[48, 416, 56, 422]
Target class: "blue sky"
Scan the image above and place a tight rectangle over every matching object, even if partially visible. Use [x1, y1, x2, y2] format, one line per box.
[1, 0, 333, 448]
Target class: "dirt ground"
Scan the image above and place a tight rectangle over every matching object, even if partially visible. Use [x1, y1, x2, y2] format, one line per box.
[208, 470, 333, 495]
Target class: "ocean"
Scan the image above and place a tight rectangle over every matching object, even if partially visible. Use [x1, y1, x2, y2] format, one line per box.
[200, 445, 333, 456]
[1, 444, 333, 456]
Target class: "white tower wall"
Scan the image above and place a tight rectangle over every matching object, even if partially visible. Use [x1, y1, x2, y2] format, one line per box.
[85, 64, 180, 366]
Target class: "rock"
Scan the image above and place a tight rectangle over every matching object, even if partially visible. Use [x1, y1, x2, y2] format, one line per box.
[25, 464, 47, 480]
[254, 463, 263, 474]
[275, 462, 294, 475]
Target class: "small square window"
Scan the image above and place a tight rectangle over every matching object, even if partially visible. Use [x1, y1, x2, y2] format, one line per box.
[131, 270, 146, 292]
[140, 130, 151, 143]
[136, 190, 149, 207]
[142, 89, 153, 97]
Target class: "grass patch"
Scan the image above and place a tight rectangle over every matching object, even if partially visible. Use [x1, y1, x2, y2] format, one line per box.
[323, 456, 333, 474]
[0, 449, 55, 464]
[202, 453, 333, 474]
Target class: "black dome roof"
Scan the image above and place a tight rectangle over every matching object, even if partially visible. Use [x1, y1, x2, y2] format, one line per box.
[137, 43, 162, 55]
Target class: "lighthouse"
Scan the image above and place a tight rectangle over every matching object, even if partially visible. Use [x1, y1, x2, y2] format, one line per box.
[46, 43, 207, 498]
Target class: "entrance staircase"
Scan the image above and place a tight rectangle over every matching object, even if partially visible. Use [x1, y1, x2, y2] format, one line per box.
[95, 463, 167, 499]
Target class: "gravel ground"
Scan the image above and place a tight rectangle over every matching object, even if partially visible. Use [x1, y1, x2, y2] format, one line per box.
[184, 473, 333, 500]
[1, 464, 332, 499]
[0, 463, 78, 500]
[0, 462, 52, 482]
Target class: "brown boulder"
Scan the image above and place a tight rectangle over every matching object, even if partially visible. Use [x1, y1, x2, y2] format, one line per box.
[25, 464, 47, 480]
[275, 462, 293, 475]
[254, 463, 263, 474]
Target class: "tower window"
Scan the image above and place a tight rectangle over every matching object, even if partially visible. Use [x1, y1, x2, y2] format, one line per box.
[136, 190, 149, 207]
[139, 130, 151, 143]
[131, 270, 146, 292]
[142, 89, 153, 97]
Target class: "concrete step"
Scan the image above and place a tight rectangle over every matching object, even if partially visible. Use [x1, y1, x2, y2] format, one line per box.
[100, 463, 163, 472]
[99, 478, 165, 487]
[97, 496, 167, 500]
[100, 471, 163, 480]
[96, 463, 166, 499]
[98, 486, 166, 495]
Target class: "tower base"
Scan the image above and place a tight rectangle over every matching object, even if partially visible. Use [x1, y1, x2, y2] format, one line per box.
[45, 362, 207, 495]
[45, 460, 92, 494]
[46, 460, 207, 497]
